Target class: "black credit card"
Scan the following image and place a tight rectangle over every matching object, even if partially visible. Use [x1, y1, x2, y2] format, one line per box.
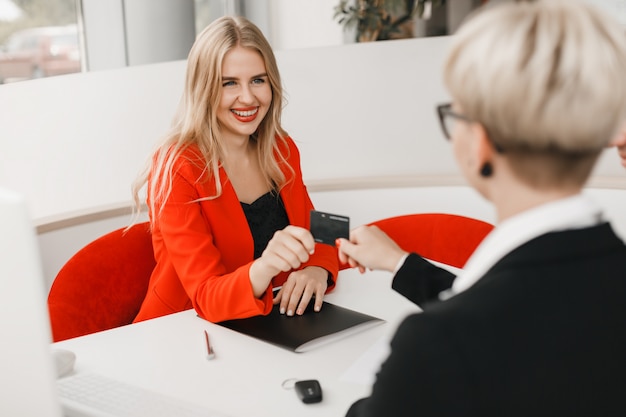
[310, 210, 350, 246]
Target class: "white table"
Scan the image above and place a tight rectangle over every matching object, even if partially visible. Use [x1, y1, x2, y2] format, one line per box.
[53, 268, 421, 416]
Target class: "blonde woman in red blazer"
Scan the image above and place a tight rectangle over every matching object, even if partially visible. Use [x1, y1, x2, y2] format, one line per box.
[131, 16, 338, 324]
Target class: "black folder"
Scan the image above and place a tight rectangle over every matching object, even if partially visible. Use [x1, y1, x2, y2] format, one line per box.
[217, 301, 384, 353]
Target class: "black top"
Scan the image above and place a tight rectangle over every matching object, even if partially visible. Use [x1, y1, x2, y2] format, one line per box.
[346, 223, 626, 417]
[241, 191, 290, 259]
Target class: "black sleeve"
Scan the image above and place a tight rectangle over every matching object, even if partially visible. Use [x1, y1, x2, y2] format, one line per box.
[391, 253, 456, 306]
[345, 313, 476, 417]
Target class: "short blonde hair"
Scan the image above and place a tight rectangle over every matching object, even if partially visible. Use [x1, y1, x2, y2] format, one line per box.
[132, 16, 289, 219]
[444, 0, 626, 185]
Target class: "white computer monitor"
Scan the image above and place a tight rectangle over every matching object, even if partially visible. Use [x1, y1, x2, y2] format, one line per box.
[0, 187, 62, 416]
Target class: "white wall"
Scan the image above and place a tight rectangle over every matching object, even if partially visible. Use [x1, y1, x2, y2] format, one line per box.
[267, 0, 345, 50]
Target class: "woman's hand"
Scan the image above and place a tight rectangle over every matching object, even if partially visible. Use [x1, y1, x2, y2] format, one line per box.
[273, 266, 328, 316]
[336, 225, 408, 273]
[249, 225, 315, 298]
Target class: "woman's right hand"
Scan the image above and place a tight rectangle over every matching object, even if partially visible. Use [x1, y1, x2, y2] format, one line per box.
[249, 225, 315, 297]
[336, 225, 407, 273]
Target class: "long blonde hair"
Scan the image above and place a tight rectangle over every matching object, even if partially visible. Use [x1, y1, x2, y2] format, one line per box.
[131, 16, 289, 221]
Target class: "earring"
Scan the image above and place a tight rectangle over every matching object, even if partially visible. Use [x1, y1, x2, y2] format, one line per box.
[480, 162, 493, 178]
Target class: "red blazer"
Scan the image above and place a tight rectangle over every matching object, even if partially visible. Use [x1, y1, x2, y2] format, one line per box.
[133, 137, 338, 323]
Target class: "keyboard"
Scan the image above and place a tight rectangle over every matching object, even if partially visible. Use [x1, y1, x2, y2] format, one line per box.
[57, 372, 229, 417]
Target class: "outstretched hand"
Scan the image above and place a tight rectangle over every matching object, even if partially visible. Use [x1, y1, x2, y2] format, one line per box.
[336, 225, 408, 274]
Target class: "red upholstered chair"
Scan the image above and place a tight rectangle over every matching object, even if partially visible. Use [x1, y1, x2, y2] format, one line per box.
[339, 213, 494, 270]
[47, 222, 155, 342]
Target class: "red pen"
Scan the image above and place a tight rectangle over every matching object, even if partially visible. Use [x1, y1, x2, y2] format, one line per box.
[204, 330, 216, 360]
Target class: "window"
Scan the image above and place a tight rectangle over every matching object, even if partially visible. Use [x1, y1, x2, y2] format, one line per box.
[0, 0, 80, 83]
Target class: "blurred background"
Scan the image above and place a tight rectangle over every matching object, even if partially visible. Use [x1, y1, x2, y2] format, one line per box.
[0, 0, 624, 84]
[0, 0, 490, 84]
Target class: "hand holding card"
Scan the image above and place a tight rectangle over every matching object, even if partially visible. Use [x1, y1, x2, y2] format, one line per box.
[310, 210, 350, 247]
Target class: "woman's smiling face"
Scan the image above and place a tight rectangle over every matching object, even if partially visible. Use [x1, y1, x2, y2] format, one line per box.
[217, 45, 272, 142]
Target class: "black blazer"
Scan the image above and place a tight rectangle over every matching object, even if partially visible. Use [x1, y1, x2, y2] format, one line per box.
[346, 223, 626, 417]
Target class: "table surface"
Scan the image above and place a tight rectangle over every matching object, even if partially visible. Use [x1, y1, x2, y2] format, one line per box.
[53, 268, 421, 416]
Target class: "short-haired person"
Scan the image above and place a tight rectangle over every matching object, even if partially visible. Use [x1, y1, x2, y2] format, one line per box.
[338, 1, 626, 416]
[131, 16, 338, 323]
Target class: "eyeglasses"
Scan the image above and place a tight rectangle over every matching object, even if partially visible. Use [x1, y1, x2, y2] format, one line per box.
[436, 103, 473, 140]
[436, 102, 504, 152]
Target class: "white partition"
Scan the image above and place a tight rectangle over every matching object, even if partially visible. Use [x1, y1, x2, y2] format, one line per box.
[0, 60, 185, 221]
[280, 37, 457, 181]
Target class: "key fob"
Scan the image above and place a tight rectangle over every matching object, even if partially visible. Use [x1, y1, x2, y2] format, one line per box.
[294, 379, 322, 404]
